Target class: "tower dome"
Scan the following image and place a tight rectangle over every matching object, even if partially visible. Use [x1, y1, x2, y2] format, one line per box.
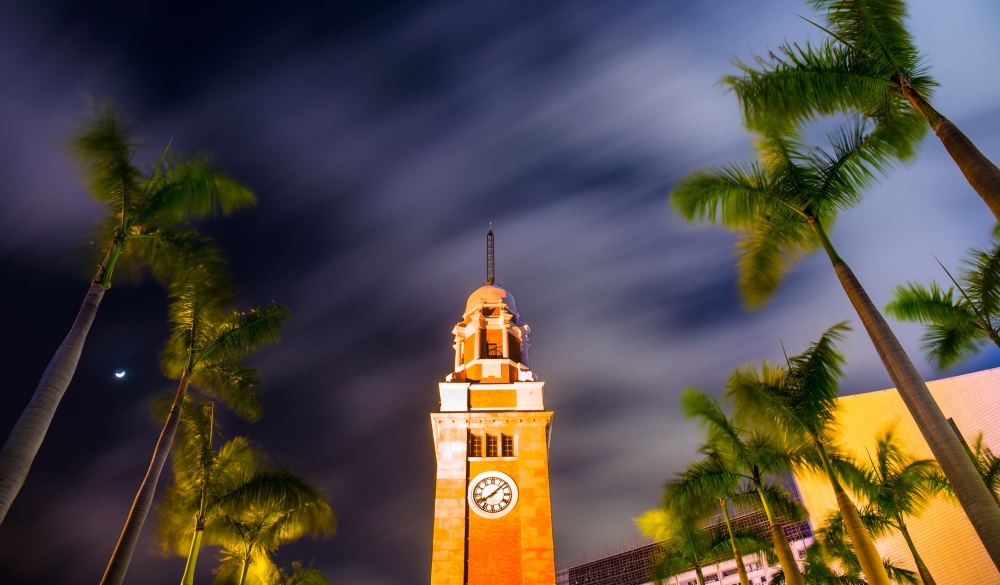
[465, 284, 518, 319]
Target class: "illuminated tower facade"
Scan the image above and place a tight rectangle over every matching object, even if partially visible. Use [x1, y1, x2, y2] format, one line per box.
[430, 230, 556, 585]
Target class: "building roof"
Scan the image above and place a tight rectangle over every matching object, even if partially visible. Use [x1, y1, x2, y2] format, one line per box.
[465, 284, 518, 316]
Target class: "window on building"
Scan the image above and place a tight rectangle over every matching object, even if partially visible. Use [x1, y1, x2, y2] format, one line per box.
[469, 434, 483, 458]
[797, 549, 806, 559]
[502, 433, 514, 457]
[486, 434, 499, 457]
[722, 568, 739, 577]
[745, 563, 760, 572]
[485, 342, 502, 358]
[704, 574, 719, 583]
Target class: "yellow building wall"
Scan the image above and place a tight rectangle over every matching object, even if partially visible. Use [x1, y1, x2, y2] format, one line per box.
[793, 368, 1000, 584]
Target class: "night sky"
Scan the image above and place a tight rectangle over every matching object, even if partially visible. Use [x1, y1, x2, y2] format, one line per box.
[2, 1, 1000, 584]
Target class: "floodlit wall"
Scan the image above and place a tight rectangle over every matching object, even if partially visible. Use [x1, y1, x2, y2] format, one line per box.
[792, 367, 1000, 585]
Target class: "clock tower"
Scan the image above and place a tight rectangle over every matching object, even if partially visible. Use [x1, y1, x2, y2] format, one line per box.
[430, 230, 556, 585]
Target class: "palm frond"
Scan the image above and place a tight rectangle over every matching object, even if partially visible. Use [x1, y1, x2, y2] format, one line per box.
[68, 98, 142, 208]
[280, 561, 331, 585]
[735, 212, 818, 308]
[727, 41, 896, 125]
[809, 0, 923, 74]
[785, 323, 849, 431]
[757, 483, 806, 523]
[811, 118, 895, 213]
[136, 228, 232, 292]
[920, 320, 986, 370]
[191, 363, 263, 421]
[136, 157, 257, 226]
[667, 455, 743, 510]
[725, 361, 796, 438]
[885, 281, 971, 323]
[962, 242, 1000, 325]
[195, 302, 291, 367]
[670, 162, 789, 228]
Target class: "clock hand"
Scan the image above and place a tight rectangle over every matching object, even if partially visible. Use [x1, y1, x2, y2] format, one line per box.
[481, 484, 501, 501]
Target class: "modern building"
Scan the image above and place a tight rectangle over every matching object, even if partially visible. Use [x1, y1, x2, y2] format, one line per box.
[430, 230, 557, 585]
[555, 502, 812, 585]
[792, 367, 1000, 585]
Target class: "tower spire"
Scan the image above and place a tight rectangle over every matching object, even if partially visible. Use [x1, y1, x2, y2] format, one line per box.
[486, 224, 495, 285]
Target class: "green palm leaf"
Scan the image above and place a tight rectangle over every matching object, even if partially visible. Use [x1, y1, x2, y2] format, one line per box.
[135, 157, 256, 226]
[191, 364, 264, 421]
[809, 0, 923, 72]
[736, 212, 818, 307]
[886, 241, 1000, 370]
[196, 302, 292, 367]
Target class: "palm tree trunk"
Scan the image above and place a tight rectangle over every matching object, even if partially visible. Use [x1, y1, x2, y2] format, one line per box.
[238, 556, 252, 585]
[898, 519, 936, 585]
[809, 219, 1000, 570]
[0, 282, 106, 525]
[180, 526, 204, 585]
[694, 564, 706, 585]
[183, 405, 212, 585]
[817, 441, 891, 585]
[899, 83, 1000, 222]
[100, 368, 192, 585]
[756, 488, 804, 585]
[720, 499, 750, 585]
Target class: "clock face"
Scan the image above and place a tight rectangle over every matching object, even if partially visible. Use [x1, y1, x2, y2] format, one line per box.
[467, 470, 519, 518]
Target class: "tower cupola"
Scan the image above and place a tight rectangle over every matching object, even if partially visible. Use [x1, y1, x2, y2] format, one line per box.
[445, 232, 534, 384]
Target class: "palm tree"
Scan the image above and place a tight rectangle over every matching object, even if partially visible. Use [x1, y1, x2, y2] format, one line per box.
[768, 543, 863, 585]
[837, 427, 948, 585]
[726, 0, 1000, 221]
[668, 462, 752, 585]
[672, 121, 1000, 570]
[0, 99, 256, 525]
[885, 239, 1000, 369]
[676, 388, 807, 585]
[968, 433, 1000, 506]
[100, 264, 290, 585]
[818, 511, 920, 585]
[209, 471, 334, 585]
[275, 562, 331, 585]
[158, 401, 258, 585]
[636, 500, 771, 585]
[723, 324, 889, 584]
[770, 540, 917, 585]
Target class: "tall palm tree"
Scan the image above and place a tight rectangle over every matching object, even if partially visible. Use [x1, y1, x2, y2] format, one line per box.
[968, 433, 1000, 507]
[769, 542, 865, 585]
[818, 511, 920, 585]
[724, 324, 889, 585]
[209, 471, 334, 585]
[837, 427, 948, 585]
[885, 238, 1000, 369]
[275, 562, 331, 585]
[726, 0, 1000, 221]
[668, 462, 752, 585]
[672, 121, 1000, 570]
[158, 401, 258, 585]
[0, 99, 256, 525]
[636, 501, 771, 585]
[676, 388, 807, 585]
[770, 539, 917, 585]
[100, 264, 290, 585]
